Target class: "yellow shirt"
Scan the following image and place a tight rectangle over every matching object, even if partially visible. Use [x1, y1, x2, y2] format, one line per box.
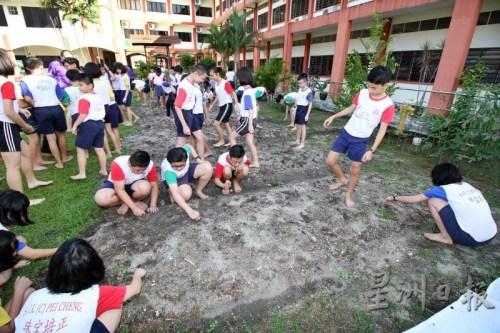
[0, 298, 11, 327]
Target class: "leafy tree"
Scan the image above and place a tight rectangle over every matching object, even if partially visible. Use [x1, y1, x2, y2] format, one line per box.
[41, 0, 99, 26]
[180, 54, 196, 72]
[198, 56, 216, 69]
[133, 61, 158, 80]
[255, 58, 287, 95]
[225, 11, 256, 70]
[206, 23, 231, 69]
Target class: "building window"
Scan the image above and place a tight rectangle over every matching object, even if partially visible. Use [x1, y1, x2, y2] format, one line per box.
[464, 48, 500, 84]
[175, 32, 192, 42]
[258, 2, 268, 10]
[22, 7, 61, 28]
[123, 28, 144, 38]
[292, 39, 305, 46]
[119, 0, 141, 10]
[222, 1, 227, 10]
[196, 6, 212, 17]
[392, 16, 451, 35]
[0, 6, 6, 26]
[311, 34, 335, 44]
[315, 0, 340, 11]
[435, 16, 451, 29]
[172, 4, 190, 15]
[392, 50, 441, 82]
[260, 59, 266, 66]
[198, 33, 210, 43]
[487, 10, 500, 24]
[350, 29, 370, 39]
[270, 43, 284, 50]
[258, 12, 267, 29]
[147, 1, 165, 12]
[7, 6, 18, 15]
[309, 55, 333, 76]
[246, 59, 254, 70]
[291, 0, 308, 19]
[246, 19, 254, 33]
[150, 30, 167, 35]
[272, 5, 285, 24]
[291, 57, 304, 74]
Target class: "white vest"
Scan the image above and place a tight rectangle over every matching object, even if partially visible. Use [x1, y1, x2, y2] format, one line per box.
[442, 182, 497, 242]
[215, 79, 232, 106]
[109, 155, 155, 185]
[193, 84, 204, 115]
[15, 285, 99, 333]
[64, 86, 82, 116]
[79, 93, 105, 122]
[93, 79, 114, 105]
[296, 87, 312, 106]
[0, 77, 17, 123]
[344, 88, 394, 138]
[21, 74, 60, 107]
[177, 79, 196, 110]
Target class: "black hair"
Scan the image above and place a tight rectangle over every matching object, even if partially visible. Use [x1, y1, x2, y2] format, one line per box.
[112, 62, 127, 74]
[367, 65, 392, 85]
[166, 147, 188, 163]
[236, 67, 254, 86]
[210, 66, 223, 75]
[155, 68, 162, 75]
[60, 49, 71, 57]
[229, 145, 245, 158]
[65, 69, 81, 82]
[46, 239, 105, 294]
[174, 65, 183, 74]
[63, 57, 79, 68]
[192, 64, 207, 75]
[0, 49, 15, 76]
[170, 66, 175, 70]
[181, 73, 189, 81]
[83, 62, 101, 78]
[129, 150, 151, 168]
[275, 94, 284, 103]
[0, 190, 33, 227]
[431, 163, 463, 186]
[0, 230, 20, 271]
[298, 73, 308, 82]
[26, 57, 43, 71]
[228, 63, 234, 71]
[77, 73, 94, 87]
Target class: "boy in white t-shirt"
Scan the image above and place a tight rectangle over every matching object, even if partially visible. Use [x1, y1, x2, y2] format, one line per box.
[214, 145, 251, 195]
[290, 74, 313, 150]
[323, 66, 395, 208]
[62, 69, 82, 127]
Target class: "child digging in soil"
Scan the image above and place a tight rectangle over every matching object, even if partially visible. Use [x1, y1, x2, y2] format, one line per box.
[161, 145, 212, 221]
[214, 145, 251, 195]
[385, 163, 497, 246]
[324, 65, 395, 208]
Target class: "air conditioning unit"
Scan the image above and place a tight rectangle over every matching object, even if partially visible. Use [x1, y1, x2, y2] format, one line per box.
[196, 27, 205, 33]
[322, 6, 335, 15]
[120, 20, 130, 28]
[147, 22, 156, 30]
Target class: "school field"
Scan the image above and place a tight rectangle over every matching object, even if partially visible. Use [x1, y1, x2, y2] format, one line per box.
[3, 99, 500, 332]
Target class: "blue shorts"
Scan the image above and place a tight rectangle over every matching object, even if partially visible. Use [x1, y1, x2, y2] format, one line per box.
[294, 105, 309, 125]
[191, 114, 204, 132]
[167, 163, 198, 187]
[331, 129, 369, 162]
[71, 114, 79, 126]
[174, 109, 194, 137]
[104, 103, 123, 128]
[33, 105, 67, 134]
[20, 109, 38, 131]
[154, 85, 165, 97]
[114, 90, 132, 107]
[235, 117, 257, 136]
[90, 319, 110, 333]
[439, 205, 491, 247]
[100, 180, 136, 196]
[75, 120, 105, 149]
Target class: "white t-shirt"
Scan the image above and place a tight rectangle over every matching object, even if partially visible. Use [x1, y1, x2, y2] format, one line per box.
[160, 145, 192, 185]
[226, 71, 235, 82]
[64, 86, 82, 116]
[0, 77, 17, 123]
[193, 84, 204, 115]
[296, 87, 313, 106]
[153, 73, 164, 86]
[214, 79, 233, 106]
[175, 79, 196, 110]
[239, 87, 257, 119]
[132, 79, 145, 90]
[93, 79, 115, 106]
[78, 93, 105, 122]
[344, 88, 395, 138]
[21, 74, 62, 107]
[108, 155, 157, 185]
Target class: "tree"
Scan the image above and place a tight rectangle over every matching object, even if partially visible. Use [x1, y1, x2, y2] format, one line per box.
[206, 23, 231, 69]
[41, 0, 99, 26]
[198, 56, 216, 69]
[180, 54, 196, 72]
[225, 10, 256, 70]
[254, 58, 286, 95]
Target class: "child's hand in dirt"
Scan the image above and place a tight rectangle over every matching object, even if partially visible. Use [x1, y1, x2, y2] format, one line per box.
[134, 268, 146, 279]
[187, 208, 201, 221]
[14, 276, 32, 294]
[147, 206, 159, 213]
[132, 206, 146, 217]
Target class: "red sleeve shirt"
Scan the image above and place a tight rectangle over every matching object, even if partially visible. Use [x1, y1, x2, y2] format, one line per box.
[78, 98, 91, 115]
[214, 163, 224, 179]
[352, 93, 359, 105]
[174, 88, 187, 108]
[147, 166, 158, 182]
[381, 105, 395, 124]
[110, 161, 125, 182]
[0, 81, 16, 100]
[96, 286, 127, 317]
[224, 82, 234, 94]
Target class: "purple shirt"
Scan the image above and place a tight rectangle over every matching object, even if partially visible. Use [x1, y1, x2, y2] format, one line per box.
[48, 59, 70, 88]
[127, 68, 135, 80]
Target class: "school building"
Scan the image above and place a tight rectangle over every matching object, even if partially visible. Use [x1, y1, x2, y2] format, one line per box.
[214, 0, 500, 111]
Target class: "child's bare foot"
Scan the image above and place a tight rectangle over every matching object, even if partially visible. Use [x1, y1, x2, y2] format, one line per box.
[233, 181, 242, 193]
[195, 190, 209, 200]
[222, 188, 230, 195]
[33, 165, 48, 171]
[117, 203, 129, 215]
[213, 141, 225, 147]
[40, 160, 55, 165]
[63, 156, 73, 163]
[345, 197, 355, 208]
[54, 163, 64, 169]
[14, 260, 31, 269]
[224, 142, 231, 147]
[29, 198, 45, 206]
[70, 174, 86, 180]
[289, 141, 299, 146]
[135, 201, 148, 210]
[249, 162, 260, 168]
[329, 179, 348, 191]
[106, 153, 112, 159]
[294, 144, 304, 150]
[424, 233, 453, 245]
[99, 170, 108, 177]
[27, 180, 53, 189]
[291, 127, 297, 131]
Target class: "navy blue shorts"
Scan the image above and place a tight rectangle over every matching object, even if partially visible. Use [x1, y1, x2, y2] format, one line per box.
[294, 105, 309, 125]
[215, 103, 233, 123]
[331, 129, 369, 162]
[175, 163, 198, 187]
[154, 85, 165, 97]
[100, 180, 136, 196]
[235, 117, 257, 136]
[439, 205, 491, 247]
[191, 114, 204, 132]
[104, 103, 123, 128]
[114, 90, 132, 107]
[174, 109, 193, 137]
[20, 109, 38, 131]
[33, 105, 67, 134]
[90, 319, 110, 333]
[71, 113, 79, 126]
[75, 120, 105, 149]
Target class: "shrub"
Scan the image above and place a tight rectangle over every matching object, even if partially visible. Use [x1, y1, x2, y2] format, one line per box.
[180, 55, 196, 72]
[198, 56, 216, 70]
[254, 58, 286, 95]
[133, 61, 158, 80]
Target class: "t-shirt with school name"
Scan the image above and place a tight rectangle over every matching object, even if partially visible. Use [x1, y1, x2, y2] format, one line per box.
[0, 77, 17, 123]
[239, 88, 257, 119]
[344, 88, 395, 139]
[77, 93, 105, 122]
[214, 79, 234, 106]
[214, 152, 251, 179]
[296, 87, 313, 106]
[423, 182, 497, 242]
[108, 155, 158, 185]
[15, 285, 126, 333]
[160, 145, 192, 186]
[20, 74, 65, 107]
[174, 79, 196, 110]
[63, 86, 82, 116]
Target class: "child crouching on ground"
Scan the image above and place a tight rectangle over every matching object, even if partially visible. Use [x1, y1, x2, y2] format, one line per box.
[214, 145, 251, 195]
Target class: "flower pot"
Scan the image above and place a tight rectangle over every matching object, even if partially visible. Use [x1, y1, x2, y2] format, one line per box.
[319, 92, 328, 101]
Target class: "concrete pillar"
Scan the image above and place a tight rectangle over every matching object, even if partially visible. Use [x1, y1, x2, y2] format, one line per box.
[329, 3, 351, 96]
[428, 0, 482, 115]
[267, 1, 272, 31]
[307, 0, 314, 19]
[1, 35, 16, 65]
[302, 33, 311, 73]
[266, 41, 270, 62]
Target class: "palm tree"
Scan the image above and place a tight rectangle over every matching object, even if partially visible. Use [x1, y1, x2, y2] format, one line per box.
[206, 23, 231, 69]
[226, 10, 256, 70]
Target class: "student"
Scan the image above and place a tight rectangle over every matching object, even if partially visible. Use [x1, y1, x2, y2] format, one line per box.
[84, 62, 122, 155]
[20, 57, 71, 169]
[276, 92, 298, 128]
[70, 73, 107, 180]
[173, 65, 208, 147]
[62, 69, 82, 128]
[290, 74, 313, 149]
[208, 67, 240, 147]
[112, 63, 139, 125]
[132, 78, 146, 104]
[214, 145, 251, 195]
[385, 163, 497, 246]
[161, 145, 212, 221]
[152, 68, 165, 108]
[229, 67, 259, 168]
[0, 275, 34, 333]
[94, 150, 159, 217]
[161, 79, 175, 120]
[15, 239, 146, 333]
[190, 83, 211, 159]
[173, 65, 183, 89]
[324, 65, 395, 208]
[63, 57, 80, 71]
[226, 64, 235, 88]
